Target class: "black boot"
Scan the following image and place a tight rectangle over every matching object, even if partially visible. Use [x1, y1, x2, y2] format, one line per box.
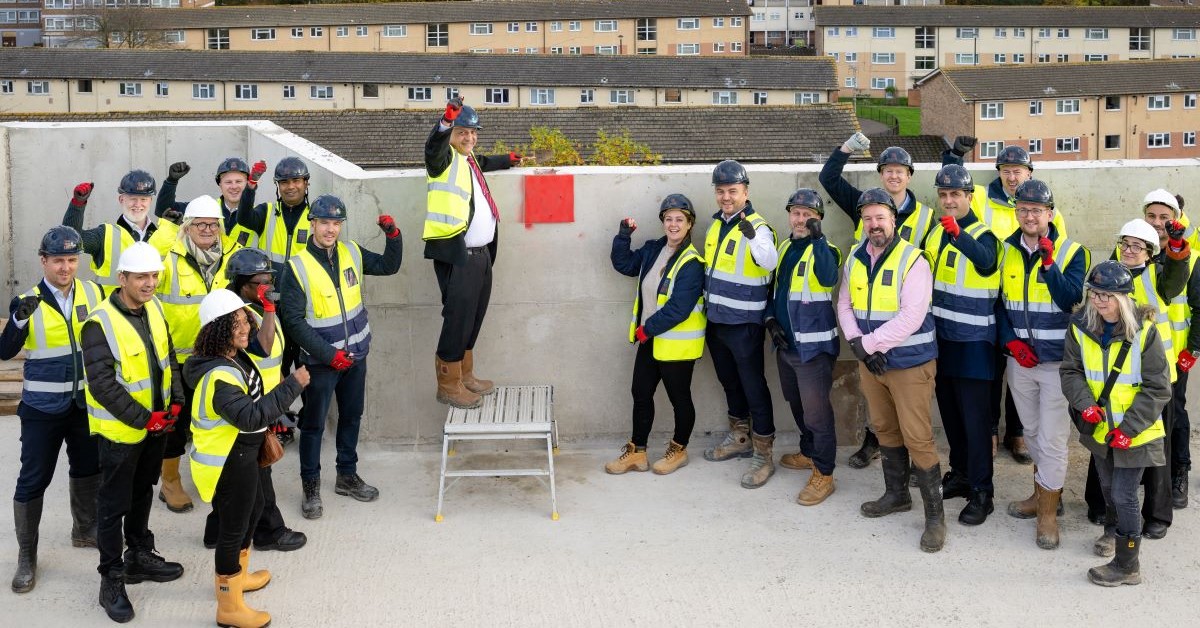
[11, 498, 42, 593]
[848, 430, 880, 469]
[1142, 519, 1169, 540]
[99, 570, 135, 623]
[70, 474, 100, 549]
[941, 469, 971, 500]
[335, 473, 380, 502]
[860, 446, 912, 517]
[123, 547, 184, 584]
[959, 488, 995, 526]
[302, 477, 323, 520]
[1088, 534, 1142, 586]
[914, 464, 946, 552]
[1172, 464, 1189, 509]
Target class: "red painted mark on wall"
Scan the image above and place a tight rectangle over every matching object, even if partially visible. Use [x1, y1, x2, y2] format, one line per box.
[523, 173, 574, 228]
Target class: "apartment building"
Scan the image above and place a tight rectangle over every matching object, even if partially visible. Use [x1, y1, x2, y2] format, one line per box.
[747, 0, 815, 48]
[814, 6, 1200, 97]
[42, 0, 202, 48]
[0, 48, 836, 114]
[0, 0, 40, 47]
[115, 0, 750, 57]
[916, 59, 1200, 162]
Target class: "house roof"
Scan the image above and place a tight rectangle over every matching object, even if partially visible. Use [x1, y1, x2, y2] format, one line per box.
[814, 5, 1200, 28]
[140, 0, 750, 29]
[0, 105, 861, 167]
[0, 48, 837, 90]
[927, 59, 1200, 101]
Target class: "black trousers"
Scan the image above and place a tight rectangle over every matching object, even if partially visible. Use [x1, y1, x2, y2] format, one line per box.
[989, 355, 1024, 438]
[1171, 370, 1191, 469]
[1085, 400, 1174, 527]
[705, 322, 774, 436]
[204, 465, 286, 547]
[96, 434, 167, 575]
[629, 341, 696, 448]
[211, 432, 265, 576]
[936, 374, 994, 491]
[777, 351, 837, 476]
[163, 382, 193, 459]
[434, 247, 492, 363]
[14, 403, 99, 503]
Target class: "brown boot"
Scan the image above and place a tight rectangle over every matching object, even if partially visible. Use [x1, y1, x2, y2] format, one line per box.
[237, 548, 270, 593]
[158, 457, 194, 513]
[215, 571, 271, 628]
[1007, 468, 1039, 520]
[461, 349, 495, 396]
[796, 469, 835, 506]
[651, 441, 689, 475]
[1036, 484, 1062, 550]
[740, 433, 776, 489]
[435, 357, 482, 409]
[703, 417, 752, 462]
[605, 442, 649, 474]
[780, 451, 814, 470]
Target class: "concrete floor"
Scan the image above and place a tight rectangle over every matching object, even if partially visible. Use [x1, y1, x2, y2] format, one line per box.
[2, 418, 1199, 627]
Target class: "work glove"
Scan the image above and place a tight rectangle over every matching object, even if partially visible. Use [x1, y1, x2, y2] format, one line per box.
[271, 422, 288, 434]
[329, 350, 354, 371]
[1178, 348, 1197, 373]
[634, 325, 649, 344]
[13, 295, 40, 322]
[71, 182, 93, 208]
[145, 411, 176, 433]
[1081, 405, 1105, 425]
[167, 161, 190, 182]
[618, 218, 636, 237]
[849, 336, 870, 362]
[1167, 219, 1187, 255]
[765, 318, 788, 350]
[377, 214, 400, 239]
[443, 96, 464, 123]
[939, 215, 961, 239]
[509, 151, 523, 165]
[1038, 236, 1055, 268]
[248, 160, 267, 187]
[843, 132, 870, 153]
[952, 135, 977, 156]
[805, 217, 823, 240]
[1107, 428, 1132, 450]
[865, 352, 888, 376]
[162, 208, 183, 224]
[256, 284, 276, 313]
[1006, 339, 1039, 368]
[737, 212, 756, 239]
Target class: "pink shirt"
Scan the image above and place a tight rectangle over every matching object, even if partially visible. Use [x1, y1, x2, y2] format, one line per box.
[836, 241, 934, 355]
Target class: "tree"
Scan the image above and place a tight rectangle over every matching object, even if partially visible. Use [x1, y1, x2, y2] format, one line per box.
[67, 7, 174, 49]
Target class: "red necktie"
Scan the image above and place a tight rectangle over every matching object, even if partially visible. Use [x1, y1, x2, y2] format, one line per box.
[466, 155, 500, 222]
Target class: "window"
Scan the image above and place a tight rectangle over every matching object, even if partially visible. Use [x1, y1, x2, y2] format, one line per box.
[310, 85, 333, 100]
[994, 28, 1007, 38]
[356, 26, 367, 37]
[164, 30, 184, 44]
[871, 77, 895, 90]
[753, 13, 766, 23]
[677, 18, 699, 30]
[383, 25, 406, 37]
[795, 92, 819, 105]
[753, 92, 767, 105]
[530, 88, 554, 105]
[872, 27, 894, 39]
[713, 42, 725, 53]
[234, 84, 258, 100]
[550, 46, 563, 54]
[872, 52, 895, 64]
[845, 77, 857, 88]
[470, 22, 492, 35]
[662, 88, 682, 103]
[568, 46, 581, 55]
[595, 19, 616, 32]
[1014, 28, 1026, 38]
[915, 26, 934, 49]
[845, 52, 858, 62]
[580, 89, 594, 104]
[1057, 28, 1069, 39]
[507, 47, 520, 54]
[362, 84, 379, 98]
[677, 43, 700, 55]
[826, 27, 839, 37]
[731, 17, 742, 27]
[1147, 132, 1171, 148]
[77, 79, 92, 93]
[828, 52, 839, 61]
[1130, 27, 1150, 51]
[596, 45, 617, 55]
[1056, 137, 1080, 153]
[956, 27, 978, 39]
[526, 47, 537, 54]
[1185, 94, 1197, 109]
[26, 81, 48, 95]
[1057, 99, 1080, 114]
[637, 18, 656, 41]
[192, 83, 215, 99]
[994, 54, 1007, 64]
[283, 85, 295, 99]
[1084, 28, 1109, 41]
[915, 56, 934, 71]
[1056, 54, 1069, 63]
[637, 47, 654, 55]
[610, 89, 634, 105]
[713, 17, 724, 28]
[446, 87, 459, 100]
[468, 47, 491, 54]
[1105, 135, 1121, 150]
[1013, 54, 1025, 63]
[980, 141, 1003, 159]
[1, 80, 15, 94]
[1029, 100, 1043, 116]
[250, 28, 275, 40]
[955, 53, 978, 65]
[310, 27, 323, 37]
[713, 91, 738, 105]
[1038, 28, 1051, 38]
[1084, 54, 1108, 62]
[1174, 28, 1196, 41]
[551, 21, 562, 32]
[1185, 132, 1197, 147]
[980, 102, 1004, 120]
[1105, 96, 1121, 111]
[1149, 95, 1171, 110]
[427, 23, 448, 46]
[291, 27, 303, 38]
[569, 21, 581, 31]
[507, 22, 519, 33]
[1028, 139, 1042, 154]
[731, 42, 742, 52]
[1036, 54, 1050, 63]
[206, 28, 229, 49]
[407, 86, 431, 101]
[485, 88, 510, 105]
[336, 26, 348, 37]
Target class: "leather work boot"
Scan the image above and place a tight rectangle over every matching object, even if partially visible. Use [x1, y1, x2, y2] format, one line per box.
[651, 441, 689, 475]
[158, 456, 194, 513]
[70, 474, 100, 548]
[703, 416, 752, 462]
[860, 446, 913, 517]
[605, 442, 649, 474]
[1172, 463, 1189, 509]
[215, 571, 271, 628]
[1035, 484, 1063, 550]
[435, 356, 482, 409]
[941, 468, 971, 500]
[780, 451, 814, 470]
[335, 474, 380, 502]
[124, 547, 184, 584]
[1094, 526, 1117, 558]
[238, 548, 270, 593]
[1088, 534, 1142, 587]
[914, 464, 947, 553]
[11, 498, 42, 593]
[848, 430, 880, 469]
[301, 477, 323, 520]
[99, 569, 134, 623]
[796, 469, 835, 506]
[461, 349, 496, 396]
[958, 488, 994, 526]
[740, 432, 776, 489]
[1007, 471, 1039, 519]
[1006, 435, 1033, 465]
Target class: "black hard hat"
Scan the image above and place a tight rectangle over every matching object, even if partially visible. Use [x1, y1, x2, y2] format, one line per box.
[215, 157, 250, 184]
[934, 164, 974, 191]
[1013, 179, 1054, 209]
[856, 187, 897, 214]
[308, 194, 347, 222]
[658, 193, 695, 221]
[785, 188, 825, 217]
[118, 169, 156, 196]
[876, 147, 913, 174]
[712, 160, 749, 186]
[995, 145, 1033, 171]
[273, 157, 310, 182]
[453, 105, 483, 130]
[1085, 260, 1134, 294]
[224, 248, 275, 281]
[39, 225, 82, 257]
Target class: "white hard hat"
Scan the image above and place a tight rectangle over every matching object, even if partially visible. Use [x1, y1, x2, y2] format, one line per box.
[1143, 189, 1180, 214]
[199, 288, 248, 328]
[1119, 218, 1161, 256]
[184, 195, 222, 220]
[116, 241, 165, 273]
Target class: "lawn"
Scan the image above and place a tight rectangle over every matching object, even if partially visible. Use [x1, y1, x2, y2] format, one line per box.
[838, 97, 923, 136]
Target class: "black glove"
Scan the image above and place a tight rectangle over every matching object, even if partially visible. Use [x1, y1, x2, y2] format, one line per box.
[806, 217, 823, 240]
[952, 136, 977, 156]
[765, 318, 788, 350]
[167, 161, 190, 182]
[162, 208, 183, 224]
[13, 295, 40, 322]
[849, 337, 870, 362]
[865, 352, 888, 376]
[618, 218, 635, 238]
[737, 216, 756, 239]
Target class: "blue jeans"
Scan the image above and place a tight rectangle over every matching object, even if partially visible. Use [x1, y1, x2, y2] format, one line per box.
[775, 350, 836, 475]
[1093, 453, 1147, 537]
[298, 359, 367, 481]
[705, 322, 774, 436]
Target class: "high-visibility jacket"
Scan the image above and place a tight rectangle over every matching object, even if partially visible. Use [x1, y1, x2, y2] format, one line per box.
[1074, 322, 1165, 448]
[287, 241, 372, 360]
[424, 149, 473, 241]
[776, 238, 841, 361]
[222, 198, 260, 250]
[855, 200, 935, 249]
[157, 240, 239, 363]
[90, 223, 138, 291]
[261, 202, 311, 267]
[189, 363, 256, 502]
[970, 183, 1068, 241]
[84, 297, 173, 444]
[925, 220, 1000, 343]
[629, 244, 706, 361]
[1167, 253, 1198, 359]
[1130, 266, 1177, 382]
[1000, 231, 1086, 363]
[19, 279, 104, 414]
[845, 239, 937, 370]
[704, 212, 776, 325]
[248, 309, 285, 391]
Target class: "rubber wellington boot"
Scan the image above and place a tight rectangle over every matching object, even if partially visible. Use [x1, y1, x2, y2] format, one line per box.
[740, 433, 775, 489]
[914, 464, 947, 553]
[651, 441, 688, 475]
[158, 456, 194, 513]
[238, 548, 270, 592]
[605, 442, 649, 474]
[703, 417, 752, 462]
[1088, 534, 1142, 587]
[1035, 484, 1063, 550]
[860, 446, 913, 518]
[1007, 472, 1039, 520]
[215, 571, 271, 628]
[69, 474, 100, 548]
[461, 349, 495, 396]
[435, 357, 482, 409]
[12, 498, 42, 593]
[848, 430, 880, 469]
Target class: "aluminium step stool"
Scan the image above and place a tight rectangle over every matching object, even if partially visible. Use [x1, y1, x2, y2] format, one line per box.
[436, 385, 559, 521]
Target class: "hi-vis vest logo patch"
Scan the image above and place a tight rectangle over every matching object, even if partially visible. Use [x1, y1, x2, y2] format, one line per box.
[725, 240, 737, 256]
[899, 226, 913, 242]
[343, 267, 359, 287]
[296, 229, 308, 244]
[946, 251, 958, 268]
[75, 304, 88, 321]
[882, 270, 894, 286]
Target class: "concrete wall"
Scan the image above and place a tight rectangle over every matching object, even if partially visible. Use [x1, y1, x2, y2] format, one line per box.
[3, 120, 1200, 445]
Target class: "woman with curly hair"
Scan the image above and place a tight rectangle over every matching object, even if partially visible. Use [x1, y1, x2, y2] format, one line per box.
[184, 289, 308, 627]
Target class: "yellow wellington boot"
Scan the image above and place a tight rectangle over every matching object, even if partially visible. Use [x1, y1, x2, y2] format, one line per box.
[461, 350, 496, 396]
[238, 548, 271, 593]
[605, 442, 649, 474]
[216, 571, 271, 628]
[158, 456, 194, 513]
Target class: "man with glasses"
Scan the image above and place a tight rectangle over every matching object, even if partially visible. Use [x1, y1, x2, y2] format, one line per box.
[997, 180, 1089, 550]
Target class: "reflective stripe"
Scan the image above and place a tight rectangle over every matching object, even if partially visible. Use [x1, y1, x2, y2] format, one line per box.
[191, 451, 227, 468]
[897, 330, 936, 347]
[23, 379, 85, 393]
[425, 211, 463, 225]
[1004, 300, 1059, 313]
[794, 329, 838, 343]
[25, 346, 73, 359]
[931, 306, 995, 327]
[257, 354, 283, 370]
[708, 268, 771, 287]
[1082, 367, 1141, 386]
[307, 303, 367, 329]
[789, 292, 833, 302]
[1015, 327, 1067, 341]
[935, 282, 998, 299]
[656, 328, 705, 341]
[329, 324, 371, 349]
[708, 293, 766, 310]
[94, 225, 126, 286]
[158, 293, 206, 305]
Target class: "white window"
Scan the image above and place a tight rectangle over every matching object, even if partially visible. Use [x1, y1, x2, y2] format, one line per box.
[845, 52, 858, 63]
[1185, 94, 1197, 109]
[446, 87, 459, 100]
[1185, 131, 1197, 147]
[485, 88, 510, 104]
[713, 91, 738, 105]
[872, 27, 894, 39]
[356, 26, 367, 37]
[713, 42, 725, 53]
[956, 27, 978, 39]
[283, 85, 295, 99]
[580, 89, 594, 104]
[677, 43, 700, 55]
[192, 83, 216, 100]
[526, 46, 537, 53]
[753, 92, 767, 105]
[160, 30, 183, 44]
[1057, 28, 1070, 39]
[26, 81, 48, 95]
[0, 80, 12, 94]
[1057, 54, 1069, 63]
[470, 23, 492, 35]
[731, 17, 742, 27]
[826, 27, 839, 37]
[610, 89, 634, 104]
[507, 22, 519, 34]
[526, 22, 537, 32]
[769, 12, 781, 20]
[155, 82, 168, 97]
[1014, 28, 1026, 38]
[845, 77, 858, 88]
[383, 25, 407, 37]
[596, 45, 617, 55]
[551, 21, 562, 32]
[250, 28, 274, 41]
[828, 52, 839, 61]
[677, 18, 699, 30]
[1029, 100, 1043, 116]
[980, 102, 1004, 119]
[507, 47, 520, 53]
[1149, 95, 1171, 110]
[1056, 137, 1080, 153]
[1174, 28, 1196, 41]
[731, 41, 742, 52]
[955, 53, 978, 65]
[1038, 28, 1051, 38]
[310, 85, 334, 100]
[407, 86, 431, 101]
[291, 27, 302, 38]
[871, 77, 895, 90]
[872, 52, 895, 64]
[1085, 28, 1108, 40]
[1028, 139, 1042, 154]
[980, 141, 1003, 159]
[1013, 53, 1025, 63]
[846, 27, 858, 37]
[569, 21, 581, 31]
[234, 84, 257, 100]
[994, 28, 1007, 38]
[469, 48, 492, 53]
[915, 55, 934, 70]
[530, 88, 555, 105]
[752, 13, 766, 23]
[713, 17, 724, 28]
[1056, 99, 1080, 114]
[1037, 54, 1050, 63]
[1147, 132, 1171, 148]
[595, 19, 616, 32]
[1084, 54, 1108, 62]
[310, 27, 323, 37]
[568, 46, 580, 55]
[336, 26, 348, 37]
[994, 54, 1006, 64]
[550, 46, 563, 54]
[795, 92, 820, 105]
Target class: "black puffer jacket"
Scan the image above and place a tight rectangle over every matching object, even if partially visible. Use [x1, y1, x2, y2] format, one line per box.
[182, 353, 303, 432]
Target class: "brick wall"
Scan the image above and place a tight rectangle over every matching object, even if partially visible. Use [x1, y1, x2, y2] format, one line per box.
[916, 73, 972, 150]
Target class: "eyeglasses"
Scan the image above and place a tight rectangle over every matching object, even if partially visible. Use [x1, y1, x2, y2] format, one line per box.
[1116, 240, 1147, 254]
[1088, 291, 1115, 303]
[1015, 207, 1048, 217]
[192, 221, 221, 232]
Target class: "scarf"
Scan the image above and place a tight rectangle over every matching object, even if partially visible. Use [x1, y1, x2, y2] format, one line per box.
[184, 232, 223, 287]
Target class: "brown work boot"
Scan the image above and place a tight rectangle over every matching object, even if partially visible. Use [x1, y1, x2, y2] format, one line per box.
[1036, 484, 1062, 550]
[461, 349, 496, 396]
[1007, 470, 1039, 519]
[605, 442, 649, 474]
[780, 451, 814, 470]
[651, 441, 689, 475]
[435, 357, 482, 409]
[796, 469, 835, 506]
[740, 433, 776, 489]
[158, 457, 194, 513]
[703, 417, 752, 462]
[1008, 435, 1033, 465]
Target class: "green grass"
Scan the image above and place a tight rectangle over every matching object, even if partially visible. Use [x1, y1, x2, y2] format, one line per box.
[876, 106, 922, 136]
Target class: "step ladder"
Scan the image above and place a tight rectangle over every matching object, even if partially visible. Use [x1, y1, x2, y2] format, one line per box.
[0, 319, 22, 415]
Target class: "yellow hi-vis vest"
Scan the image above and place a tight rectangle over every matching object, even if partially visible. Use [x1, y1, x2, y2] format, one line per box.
[157, 240, 240, 364]
[1167, 253, 1198, 359]
[1074, 322, 1166, 448]
[189, 362, 256, 503]
[424, 149, 473, 241]
[628, 244, 706, 361]
[90, 223, 139, 291]
[1130, 266, 1177, 382]
[84, 296, 174, 444]
[970, 183, 1068, 241]
[20, 279, 104, 414]
[703, 212, 776, 325]
[776, 238, 841, 360]
[845, 239, 938, 370]
[287, 241, 372, 359]
[1000, 231, 1087, 363]
[854, 200, 935, 248]
[222, 198, 261, 250]
[261, 203, 311, 267]
[249, 309, 285, 391]
[924, 219, 1001, 343]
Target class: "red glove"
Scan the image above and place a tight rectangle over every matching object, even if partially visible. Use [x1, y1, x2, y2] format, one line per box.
[635, 326, 649, 344]
[939, 215, 961, 239]
[1006, 339, 1039, 368]
[509, 151, 522, 165]
[145, 411, 176, 433]
[1108, 428, 1132, 450]
[169, 403, 182, 419]
[443, 96, 463, 122]
[1167, 220, 1187, 252]
[1081, 405, 1105, 425]
[377, 214, 399, 239]
[330, 350, 354, 371]
[249, 160, 267, 186]
[1178, 349, 1197, 373]
[72, 182, 93, 208]
[1038, 236, 1055, 268]
[271, 422, 287, 434]
[256, 284, 275, 313]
